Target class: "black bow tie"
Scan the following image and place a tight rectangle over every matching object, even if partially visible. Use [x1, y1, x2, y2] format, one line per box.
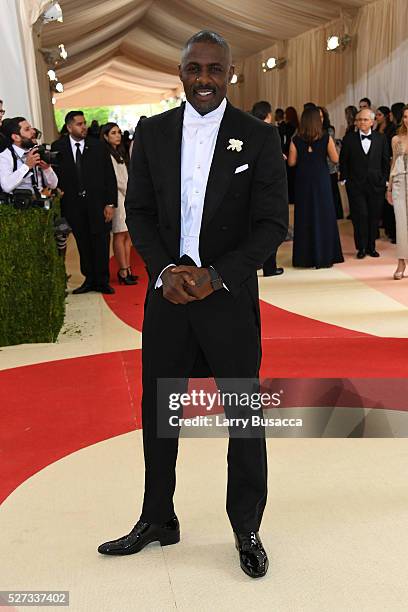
[361, 134, 372, 140]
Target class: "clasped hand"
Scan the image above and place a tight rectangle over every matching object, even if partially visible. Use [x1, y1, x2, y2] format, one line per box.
[161, 265, 213, 304]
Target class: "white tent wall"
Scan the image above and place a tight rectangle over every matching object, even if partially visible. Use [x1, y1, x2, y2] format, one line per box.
[2, 0, 406, 140]
[0, 1, 34, 126]
[0, 0, 55, 138]
[228, 0, 408, 134]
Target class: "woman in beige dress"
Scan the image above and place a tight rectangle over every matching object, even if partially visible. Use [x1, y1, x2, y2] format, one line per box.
[387, 105, 408, 279]
[101, 123, 137, 285]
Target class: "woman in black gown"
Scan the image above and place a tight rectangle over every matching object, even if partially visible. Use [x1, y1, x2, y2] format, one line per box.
[288, 107, 344, 268]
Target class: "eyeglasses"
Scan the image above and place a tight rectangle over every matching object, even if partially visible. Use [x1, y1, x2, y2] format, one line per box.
[0, 110, 5, 115]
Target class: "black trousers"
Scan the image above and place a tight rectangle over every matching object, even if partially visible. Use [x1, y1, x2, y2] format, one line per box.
[346, 183, 383, 251]
[140, 286, 267, 533]
[68, 202, 110, 286]
[262, 252, 277, 275]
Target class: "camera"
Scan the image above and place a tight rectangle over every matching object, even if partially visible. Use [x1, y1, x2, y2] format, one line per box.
[8, 189, 53, 210]
[0, 191, 12, 205]
[36, 144, 59, 166]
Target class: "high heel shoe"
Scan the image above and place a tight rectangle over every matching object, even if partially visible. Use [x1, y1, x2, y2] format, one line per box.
[118, 268, 137, 285]
[393, 269, 405, 280]
[127, 267, 139, 282]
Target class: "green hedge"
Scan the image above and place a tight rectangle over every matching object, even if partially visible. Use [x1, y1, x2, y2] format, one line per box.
[0, 204, 66, 347]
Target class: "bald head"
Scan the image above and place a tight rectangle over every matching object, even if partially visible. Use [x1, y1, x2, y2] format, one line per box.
[181, 30, 232, 66]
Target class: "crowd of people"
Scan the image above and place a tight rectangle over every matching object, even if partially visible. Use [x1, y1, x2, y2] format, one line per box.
[0, 105, 141, 294]
[251, 97, 408, 278]
[1, 95, 408, 287]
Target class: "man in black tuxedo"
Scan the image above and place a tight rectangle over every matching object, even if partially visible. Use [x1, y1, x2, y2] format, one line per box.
[340, 109, 390, 258]
[98, 31, 288, 578]
[51, 111, 117, 294]
[274, 107, 285, 149]
[251, 100, 284, 277]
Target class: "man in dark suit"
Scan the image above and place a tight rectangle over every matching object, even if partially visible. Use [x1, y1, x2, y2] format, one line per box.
[98, 31, 288, 578]
[251, 100, 285, 277]
[51, 111, 117, 294]
[340, 108, 390, 258]
[274, 107, 285, 148]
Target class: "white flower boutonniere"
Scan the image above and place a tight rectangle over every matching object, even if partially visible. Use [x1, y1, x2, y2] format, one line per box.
[227, 138, 243, 152]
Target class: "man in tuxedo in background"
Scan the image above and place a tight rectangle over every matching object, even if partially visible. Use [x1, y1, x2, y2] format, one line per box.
[98, 30, 288, 578]
[274, 107, 285, 148]
[51, 111, 117, 294]
[340, 109, 390, 258]
[251, 100, 284, 277]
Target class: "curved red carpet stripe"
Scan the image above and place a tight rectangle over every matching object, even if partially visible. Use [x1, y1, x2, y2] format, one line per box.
[106, 250, 369, 339]
[0, 351, 141, 505]
[2, 250, 408, 505]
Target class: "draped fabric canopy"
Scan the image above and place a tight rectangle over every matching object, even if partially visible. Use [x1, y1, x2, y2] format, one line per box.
[41, 0, 374, 107]
[228, 0, 408, 136]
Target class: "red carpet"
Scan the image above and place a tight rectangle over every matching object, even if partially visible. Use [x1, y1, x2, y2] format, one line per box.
[1, 249, 408, 504]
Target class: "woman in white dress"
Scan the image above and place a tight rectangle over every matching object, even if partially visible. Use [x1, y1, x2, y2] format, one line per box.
[101, 123, 137, 285]
[387, 105, 408, 279]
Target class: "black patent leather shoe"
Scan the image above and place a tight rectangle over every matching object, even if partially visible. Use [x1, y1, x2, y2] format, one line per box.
[95, 284, 115, 295]
[234, 532, 269, 578]
[367, 249, 380, 258]
[357, 250, 366, 259]
[72, 282, 94, 294]
[263, 267, 284, 277]
[98, 517, 180, 555]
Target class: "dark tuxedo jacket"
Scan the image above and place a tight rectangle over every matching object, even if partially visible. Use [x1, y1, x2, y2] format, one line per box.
[339, 131, 390, 194]
[282, 122, 297, 156]
[125, 101, 288, 314]
[51, 136, 117, 232]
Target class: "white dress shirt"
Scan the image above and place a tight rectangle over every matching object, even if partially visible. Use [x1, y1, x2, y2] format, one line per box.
[156, 98, 227, 288]
[359, 129, 372, 155]
[0, 144, 58, 193]
[69, 135, 85, 158]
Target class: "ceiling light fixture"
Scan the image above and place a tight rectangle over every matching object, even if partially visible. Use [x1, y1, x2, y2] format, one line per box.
[47, 69, 57, 81]
[326, 34, 351, 52]
[42, 1, 63, 23]
[261, 57, 286, 72]
[58, 44, 68, 60]
[230, 74, 244, 85]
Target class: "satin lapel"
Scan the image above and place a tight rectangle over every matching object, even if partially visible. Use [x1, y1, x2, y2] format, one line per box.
[160, 104, 184, 226]
[201, 103, 246, 229]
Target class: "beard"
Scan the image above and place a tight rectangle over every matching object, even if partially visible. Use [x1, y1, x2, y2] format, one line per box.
[20, 137, 35, 150]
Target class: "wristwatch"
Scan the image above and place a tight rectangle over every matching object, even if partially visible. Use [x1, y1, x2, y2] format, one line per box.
[208, 266, 223, 291]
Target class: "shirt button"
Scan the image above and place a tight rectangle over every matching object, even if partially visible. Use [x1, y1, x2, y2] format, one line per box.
[199, 141, 203, 145]
[194, 189, 199, 194]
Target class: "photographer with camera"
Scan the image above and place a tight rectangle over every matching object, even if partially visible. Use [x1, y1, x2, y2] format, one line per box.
[0, 116, 58, 194]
